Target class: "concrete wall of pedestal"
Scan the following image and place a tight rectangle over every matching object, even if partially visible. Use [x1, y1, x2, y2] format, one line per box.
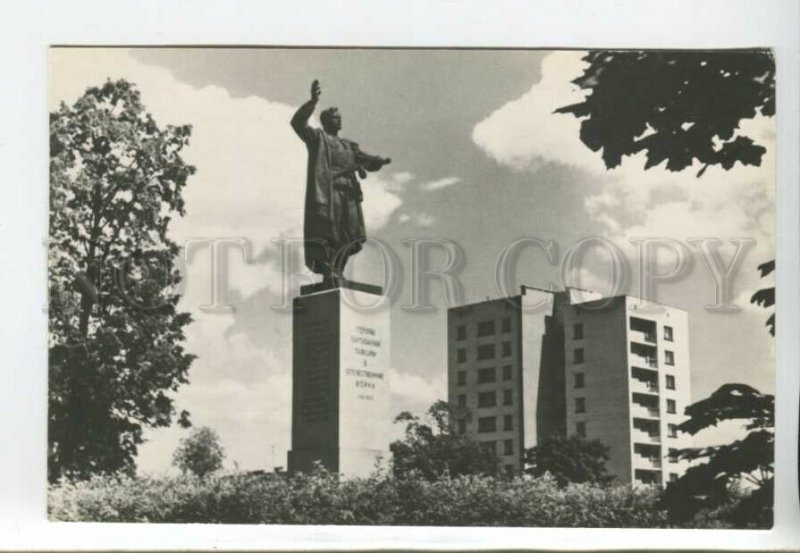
[289, 288, 391, 477]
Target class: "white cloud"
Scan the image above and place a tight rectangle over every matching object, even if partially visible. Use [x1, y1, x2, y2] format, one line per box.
[417, 213, 435, 228]
[420, 176, 462, 191]
[397, 211, 435, 228]
[390, 171, 415, 186]
[472, 51, 600, 172]
[362, 174, 403, 230]
[390, 368, 445, 407]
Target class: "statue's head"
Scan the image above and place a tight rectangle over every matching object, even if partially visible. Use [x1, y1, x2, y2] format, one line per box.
[320, 107, 342, 133]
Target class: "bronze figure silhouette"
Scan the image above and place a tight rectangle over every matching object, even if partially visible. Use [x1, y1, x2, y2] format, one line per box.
[291, 80, 392, 282]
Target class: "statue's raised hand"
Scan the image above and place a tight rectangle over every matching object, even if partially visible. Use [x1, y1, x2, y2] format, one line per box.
[311, 79, 321, 102]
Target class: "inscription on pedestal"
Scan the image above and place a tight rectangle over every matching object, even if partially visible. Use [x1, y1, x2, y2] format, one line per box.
[346, 325, 384, 401]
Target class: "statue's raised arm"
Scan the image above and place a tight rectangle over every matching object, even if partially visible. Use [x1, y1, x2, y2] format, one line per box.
[290, 79, 321, 143]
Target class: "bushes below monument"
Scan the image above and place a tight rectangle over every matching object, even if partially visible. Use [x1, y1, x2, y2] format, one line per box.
[49, 469, 673, 526]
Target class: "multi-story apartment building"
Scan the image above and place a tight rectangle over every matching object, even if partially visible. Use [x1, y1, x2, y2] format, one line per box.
[446, 287, 691, 486]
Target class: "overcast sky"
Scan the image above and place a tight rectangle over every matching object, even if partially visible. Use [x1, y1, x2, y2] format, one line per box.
[49, 48, 775, 473]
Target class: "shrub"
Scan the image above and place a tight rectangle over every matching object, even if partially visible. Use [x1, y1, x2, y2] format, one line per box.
[49, 469, 677, 527]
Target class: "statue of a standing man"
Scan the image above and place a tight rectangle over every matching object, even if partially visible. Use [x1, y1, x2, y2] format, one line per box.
[291, 80, 391, 282]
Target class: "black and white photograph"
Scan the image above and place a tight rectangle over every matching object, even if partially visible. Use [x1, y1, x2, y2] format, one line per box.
[44, 46, 780, 529]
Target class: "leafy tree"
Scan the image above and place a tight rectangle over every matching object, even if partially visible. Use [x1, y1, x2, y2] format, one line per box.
[172, 427, 225, 478]
[556, 50, 774, 176]
[662, 383, 774, 527]
[49, 80, 196, 481]
[524, 434, 614, 487]
[750, 260, 775, 336]
[390, 400, 498, 480]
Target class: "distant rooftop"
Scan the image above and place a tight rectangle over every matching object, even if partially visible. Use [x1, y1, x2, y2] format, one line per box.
[449, 285, 687, 313]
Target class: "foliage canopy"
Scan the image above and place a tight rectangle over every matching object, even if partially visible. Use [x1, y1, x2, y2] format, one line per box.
[49, 79, 195, 481]
[173, 427, 225, 478]
[390, 401, 499, 480]
[556, 50, 775, 176]
[662, 383, 774, 527]
[524, 434, 614, 487]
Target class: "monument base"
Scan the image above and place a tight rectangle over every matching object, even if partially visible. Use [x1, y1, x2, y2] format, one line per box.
[299, 278, 383, 297]
[288, 282, 391, 478]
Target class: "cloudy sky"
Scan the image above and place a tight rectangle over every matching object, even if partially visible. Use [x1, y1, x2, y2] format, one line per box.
[49, 48, 775, 472]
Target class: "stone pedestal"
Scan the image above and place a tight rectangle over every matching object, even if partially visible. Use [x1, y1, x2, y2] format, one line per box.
[287, 282, 391, 477]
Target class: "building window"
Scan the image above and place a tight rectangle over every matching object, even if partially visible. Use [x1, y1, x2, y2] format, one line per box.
[665, 375, 675, 390]
[575, 397, 586, 413]
[477, 320, 496, 337]
[503, 389, 513, 406]
[668, 423, 678, 438]
[477, 344, 496, 360]
[477, 367, 496, 384]
[478, 417, 496, 433]
[457, 371, 466, 386]
[457, 418, 467, 434]
[503, 439, 514, 456]
[667, 399, 677, 414]
[669, 473, 678, 483]
[576, 421, 586, 437]
[503, 414, 513, 431]
[457, 348, 466, 363]
[574, 372, 585, 388]
[478, 391, 496, 408]
[501, 341, 512, 357]
[502, 365, 512, 380]
[502, 317, 511, 333]
[664, 325, 673, 341]
[574, 348, 584, 364]
[573, 323, 584, 340]
[481, 441, 496, 455]
[456, 324, 466, 341]
[668, 448, 678, 463]
[665, 350, 675, 366]
[457, 394, 467, 407]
